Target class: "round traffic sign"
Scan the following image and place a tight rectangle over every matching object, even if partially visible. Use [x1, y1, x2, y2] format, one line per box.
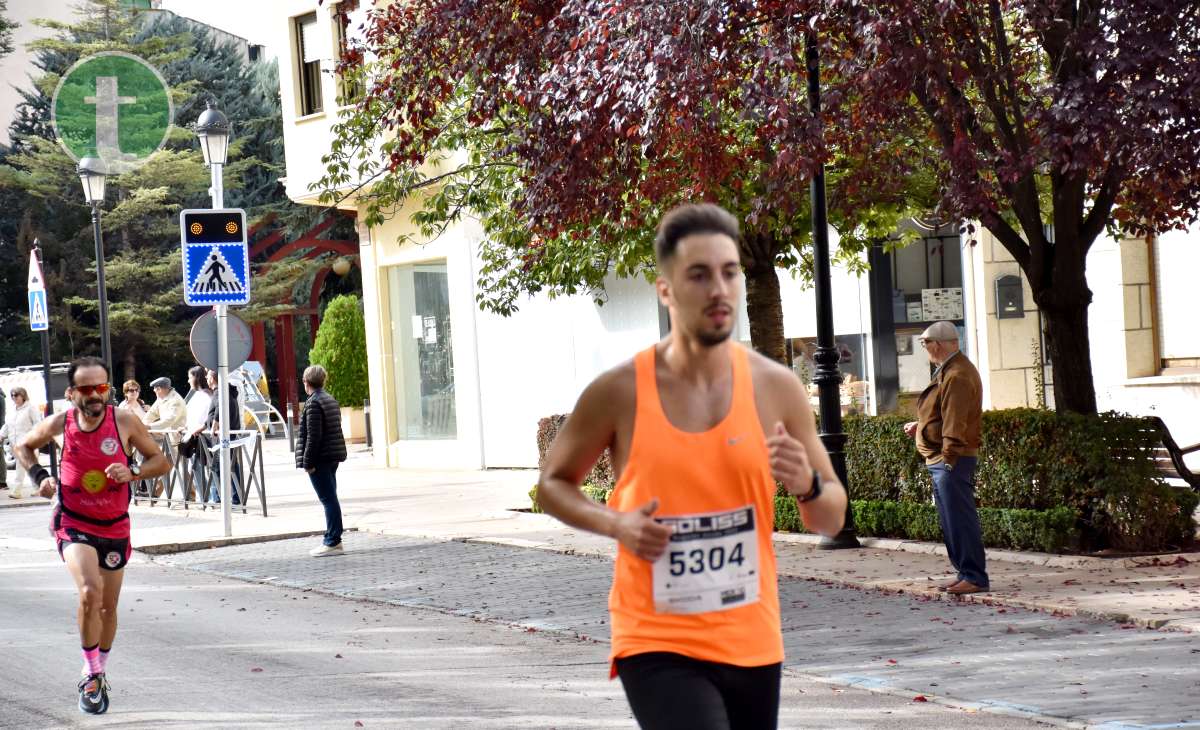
[51, 52, 173, 174]
[189, 310, 253, 372]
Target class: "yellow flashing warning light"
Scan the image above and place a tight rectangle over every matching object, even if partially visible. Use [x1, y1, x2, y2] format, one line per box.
[225, 221, 239, 235]
[189, 222, 203, 235]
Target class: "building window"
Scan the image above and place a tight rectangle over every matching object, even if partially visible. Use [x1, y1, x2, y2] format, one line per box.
[333, 0, 365, 105]
[295, 13, 323, 116]
[388, 263, 457, 440]
[1154, 230, 1200, 371]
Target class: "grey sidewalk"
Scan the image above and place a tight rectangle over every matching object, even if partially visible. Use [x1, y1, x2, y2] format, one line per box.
[152, 532, 1200, 729]
[117, 439, 1200, 633]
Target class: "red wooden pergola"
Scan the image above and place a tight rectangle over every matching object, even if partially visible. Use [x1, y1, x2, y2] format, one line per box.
[248, 212, 359, 420]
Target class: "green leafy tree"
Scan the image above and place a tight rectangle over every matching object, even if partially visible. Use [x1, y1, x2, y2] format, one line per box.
[0, 0, 15, 59]
[0, 0, 321, 379]
[307, 294, 368, 407]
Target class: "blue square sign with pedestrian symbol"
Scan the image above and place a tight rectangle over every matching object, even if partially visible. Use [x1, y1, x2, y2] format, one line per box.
[180, 209, 251, 306]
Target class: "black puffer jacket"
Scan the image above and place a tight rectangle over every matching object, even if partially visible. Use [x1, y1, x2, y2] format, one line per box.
[295, 389, 348, 470]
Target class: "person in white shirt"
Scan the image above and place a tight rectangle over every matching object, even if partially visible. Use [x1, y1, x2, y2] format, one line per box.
[1, 388, 42, 498]
[182, 367, 213, 502]
[117, 381, 148, 419]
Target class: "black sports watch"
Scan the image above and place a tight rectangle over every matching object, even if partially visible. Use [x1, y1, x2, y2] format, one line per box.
[796, 469, 822, 503]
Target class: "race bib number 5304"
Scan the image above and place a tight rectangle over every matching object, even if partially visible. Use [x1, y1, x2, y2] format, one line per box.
[651, 505, 760, 615]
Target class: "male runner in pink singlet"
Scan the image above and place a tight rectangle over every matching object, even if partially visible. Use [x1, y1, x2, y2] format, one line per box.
[15, 357, 170, 715]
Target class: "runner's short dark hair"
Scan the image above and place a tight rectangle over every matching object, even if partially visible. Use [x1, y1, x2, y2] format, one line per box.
[654, 203, 741, 266]
[68, 356, 109, 386]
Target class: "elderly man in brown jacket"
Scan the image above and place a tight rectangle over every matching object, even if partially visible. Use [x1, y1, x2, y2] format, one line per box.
[904, 321, 989, 595]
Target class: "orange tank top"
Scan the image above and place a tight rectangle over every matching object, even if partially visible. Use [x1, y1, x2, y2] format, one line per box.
[608, 343, 783, 671]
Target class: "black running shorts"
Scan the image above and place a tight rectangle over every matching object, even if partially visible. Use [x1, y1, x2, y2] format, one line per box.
[56, 528, 131, 571]
[615, 651, 782, 730]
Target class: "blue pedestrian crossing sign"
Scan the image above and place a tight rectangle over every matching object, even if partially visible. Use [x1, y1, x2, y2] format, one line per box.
[180, 209, 251, 306]
[27, 250, 49, 332]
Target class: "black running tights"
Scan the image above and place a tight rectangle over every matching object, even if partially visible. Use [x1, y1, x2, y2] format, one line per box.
[615, 651, 781, 730]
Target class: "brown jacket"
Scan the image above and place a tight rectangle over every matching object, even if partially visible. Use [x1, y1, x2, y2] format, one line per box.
[915, 350, 982, 466]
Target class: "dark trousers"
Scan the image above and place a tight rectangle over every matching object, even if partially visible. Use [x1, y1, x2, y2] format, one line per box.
[927, 457, 989, 588]
[615, 652, 781, 730]
[308, 463, 343, 547]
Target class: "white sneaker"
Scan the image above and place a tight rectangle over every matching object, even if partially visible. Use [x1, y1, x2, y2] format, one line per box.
[309, 543, 344, 557]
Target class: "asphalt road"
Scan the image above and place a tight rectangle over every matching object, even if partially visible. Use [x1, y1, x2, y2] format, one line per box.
[0, 504, 1147, 729]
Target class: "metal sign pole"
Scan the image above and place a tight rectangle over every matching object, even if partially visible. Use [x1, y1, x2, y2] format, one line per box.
[210, 162, 232, 538]
[30, 240, 58, 480]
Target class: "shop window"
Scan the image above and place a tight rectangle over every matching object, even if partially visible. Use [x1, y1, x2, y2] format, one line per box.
[388, 263, 457, 439]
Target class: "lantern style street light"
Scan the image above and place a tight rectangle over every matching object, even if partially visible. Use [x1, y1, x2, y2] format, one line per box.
[77, 156, 112, 373]
[195, 101, 231, 170]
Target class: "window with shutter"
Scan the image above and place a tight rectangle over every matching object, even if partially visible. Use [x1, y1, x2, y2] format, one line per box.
[295, 13, 323, 116]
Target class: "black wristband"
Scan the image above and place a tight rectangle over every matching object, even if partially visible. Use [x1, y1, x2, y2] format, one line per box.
[30, 465, 51, 486]
[796, 469, 823, 503]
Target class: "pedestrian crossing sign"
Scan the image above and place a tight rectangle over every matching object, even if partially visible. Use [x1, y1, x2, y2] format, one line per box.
[28, 249, 49, 332]
[180, 209, 251, 306]
[28, 291, 48, 331]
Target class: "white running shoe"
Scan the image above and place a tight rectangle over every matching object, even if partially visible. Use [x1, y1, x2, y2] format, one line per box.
[309, 543, 344, 557]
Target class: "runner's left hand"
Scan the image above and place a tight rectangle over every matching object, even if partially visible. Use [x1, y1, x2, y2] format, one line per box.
[766, 422, 815, 498]
[104, 463, 134, 484]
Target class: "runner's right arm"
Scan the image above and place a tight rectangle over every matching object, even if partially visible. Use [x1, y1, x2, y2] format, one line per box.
[537, 371, 673, 562]
[15, 411, 67, 497]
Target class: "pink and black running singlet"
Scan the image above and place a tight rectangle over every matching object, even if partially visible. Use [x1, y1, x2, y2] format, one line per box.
[53, 405, 132, 543]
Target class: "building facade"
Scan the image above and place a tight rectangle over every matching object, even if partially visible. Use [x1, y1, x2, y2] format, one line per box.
[270, 1, 1199, 470]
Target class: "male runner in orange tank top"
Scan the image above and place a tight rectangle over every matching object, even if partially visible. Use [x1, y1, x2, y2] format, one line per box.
[16, 357, 170, 715]
[538, 203, 849, 730]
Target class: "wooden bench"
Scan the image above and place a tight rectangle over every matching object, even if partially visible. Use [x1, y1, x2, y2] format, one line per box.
[1145, 416, 1200, 491]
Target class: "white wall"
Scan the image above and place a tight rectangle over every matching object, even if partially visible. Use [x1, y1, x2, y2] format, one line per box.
[474, 270, 661, 468]
[270, 0, 375, 206]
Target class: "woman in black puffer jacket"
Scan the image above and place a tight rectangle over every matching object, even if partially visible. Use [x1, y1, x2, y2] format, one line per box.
[296, 365, 348, 556]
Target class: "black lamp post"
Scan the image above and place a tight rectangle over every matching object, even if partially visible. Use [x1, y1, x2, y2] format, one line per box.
[77, 156, 112, 374]
[807, 30, 859, 549]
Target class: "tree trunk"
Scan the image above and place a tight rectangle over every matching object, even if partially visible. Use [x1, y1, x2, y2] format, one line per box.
[122, 347, 137, 384]
[1035, 278, 1099, 415]
[744, 261, 789, 366]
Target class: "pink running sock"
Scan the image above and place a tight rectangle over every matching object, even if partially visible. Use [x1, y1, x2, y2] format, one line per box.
[82, 645, 102, 676]
[99, 648, 110, 674]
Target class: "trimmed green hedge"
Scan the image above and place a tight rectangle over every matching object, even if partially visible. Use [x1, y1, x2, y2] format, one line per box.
[776, 492, 1081, 553]
[845, 410, 1196, 552]
[534, 409, 1197, 552]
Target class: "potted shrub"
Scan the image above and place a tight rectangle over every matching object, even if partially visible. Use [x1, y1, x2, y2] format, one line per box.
[308, 294, 370, 442]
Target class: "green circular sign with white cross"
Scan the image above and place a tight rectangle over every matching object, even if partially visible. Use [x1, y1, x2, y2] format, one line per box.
[51, 52, 173, 173]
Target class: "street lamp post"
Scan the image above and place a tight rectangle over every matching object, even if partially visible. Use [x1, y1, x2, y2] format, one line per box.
[807, 30, 859, 549]
[195, 101, 235, 537]
[77, 157, 112, 374]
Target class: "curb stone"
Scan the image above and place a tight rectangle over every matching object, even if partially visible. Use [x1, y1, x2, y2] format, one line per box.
[135, 527, 358, 555]
[773, 532, 1198, 570]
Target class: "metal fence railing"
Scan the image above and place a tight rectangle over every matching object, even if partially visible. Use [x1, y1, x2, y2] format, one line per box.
[133, 429, 267, 516]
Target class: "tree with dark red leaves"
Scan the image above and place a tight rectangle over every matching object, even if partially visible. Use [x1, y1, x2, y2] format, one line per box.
[319, 0, 934, 366]
[323, 1, 1198, 412]
[826, 0, 1200, 413]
